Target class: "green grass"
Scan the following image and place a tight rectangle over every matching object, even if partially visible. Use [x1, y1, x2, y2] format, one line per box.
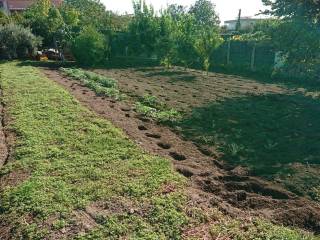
[0, 62, 186, 239]
[60, 68, 124, 100]
[0, 62, 318, 240]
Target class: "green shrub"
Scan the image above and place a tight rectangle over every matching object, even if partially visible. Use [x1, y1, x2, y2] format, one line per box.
[71, 26, 106, 66]
[0, 23, 41, 59]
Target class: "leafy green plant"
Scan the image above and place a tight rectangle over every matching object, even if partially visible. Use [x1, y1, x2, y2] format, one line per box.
[194, 29, 224, 74]
[0, 23, 41, 59]
[135, 100, 182, 123]
[60, 67, 123, 100]
[71, 26, 106, 66]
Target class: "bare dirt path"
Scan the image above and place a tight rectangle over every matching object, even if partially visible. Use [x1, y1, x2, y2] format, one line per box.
[42, 68, 320, 233]
[0, 72, 9, 168]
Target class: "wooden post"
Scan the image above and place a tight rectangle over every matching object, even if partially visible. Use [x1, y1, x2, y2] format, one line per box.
[227, 39, 231, 65]
[251, 43, 256, 71]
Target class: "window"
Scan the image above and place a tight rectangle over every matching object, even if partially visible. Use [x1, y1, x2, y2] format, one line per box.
[0, 1, 4, 8]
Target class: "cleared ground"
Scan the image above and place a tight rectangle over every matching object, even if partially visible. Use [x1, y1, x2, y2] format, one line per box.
[95, 66, 320, 199]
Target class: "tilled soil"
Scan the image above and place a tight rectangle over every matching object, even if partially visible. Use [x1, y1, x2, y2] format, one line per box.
[95, 67, 287, 113]
[42, 68, 320, 233]
[0, 87, 9, 168]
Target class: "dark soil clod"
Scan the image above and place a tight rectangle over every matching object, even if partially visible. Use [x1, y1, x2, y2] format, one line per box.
[138, 125, 147, 131]
[145, 133, 161, 139]
[169, 152, 186, 161]
[157, 142, 171, 149]
[176, 167, 194, 178]
[121, 107, 131, 112]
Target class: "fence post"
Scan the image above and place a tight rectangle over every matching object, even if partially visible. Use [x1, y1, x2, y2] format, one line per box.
[227, 39, 231, 65]
[251, 43, 256, 71]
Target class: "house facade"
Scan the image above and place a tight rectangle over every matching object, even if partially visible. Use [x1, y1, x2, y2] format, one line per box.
[224, 17, 262, 31]
[0, 0, 62, 14]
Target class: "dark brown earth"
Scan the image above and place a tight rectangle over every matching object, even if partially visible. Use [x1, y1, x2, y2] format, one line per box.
[0, 88, 9, 168]
[41, 68, 320, 234]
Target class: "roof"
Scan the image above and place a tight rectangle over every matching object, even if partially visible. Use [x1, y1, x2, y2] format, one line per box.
[224, 17, 262, 24]
[6, 0, 62, 10]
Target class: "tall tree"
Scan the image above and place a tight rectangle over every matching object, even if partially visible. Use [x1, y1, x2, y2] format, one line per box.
[166, 4, 186, 21]
[189, 0, 220, 28]
[24, 0, 64, 47]
[262, 0, 320, 22]
[128, 1, 159, 56]
[174, 14, 198, 69]
[64, 0, 109, 31]
[194, 29, 223, 74]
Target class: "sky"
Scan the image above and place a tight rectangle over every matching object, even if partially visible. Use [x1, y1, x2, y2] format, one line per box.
[101, 0, 268, 23]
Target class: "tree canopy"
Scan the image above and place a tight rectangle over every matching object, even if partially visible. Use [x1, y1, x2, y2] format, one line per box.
[262, 0, 320, 22]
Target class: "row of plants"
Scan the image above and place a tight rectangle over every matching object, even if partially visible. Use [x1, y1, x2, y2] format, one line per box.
[60, 67, 124, 100]
[60, 68, 182, 123]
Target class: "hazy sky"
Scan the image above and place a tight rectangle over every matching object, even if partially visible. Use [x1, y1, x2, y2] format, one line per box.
[101, 0, 268, 23]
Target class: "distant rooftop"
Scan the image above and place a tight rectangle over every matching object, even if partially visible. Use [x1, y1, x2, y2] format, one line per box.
[0, 0, 62, 12]
[224, 16, 263, 23]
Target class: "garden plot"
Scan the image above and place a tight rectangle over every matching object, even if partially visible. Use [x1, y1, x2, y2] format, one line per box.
[39, 65, 320, 235]
[94, 66, 320, 201]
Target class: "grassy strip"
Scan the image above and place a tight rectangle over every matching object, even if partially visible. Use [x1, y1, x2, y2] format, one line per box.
[0, 62, 318, 240]
[60, 68, 124, 100]
[0, 62, 186, 239]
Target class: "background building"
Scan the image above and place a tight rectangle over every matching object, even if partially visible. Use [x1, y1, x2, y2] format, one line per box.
[0, 0, 62, 14]
[224, 17, 262, 31]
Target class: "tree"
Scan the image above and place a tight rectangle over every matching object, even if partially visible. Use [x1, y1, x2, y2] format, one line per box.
[71, 26, 106, 66]
[262, 0, 320, 80]
[262, 0, 320, 23]
[189, 0, 220, 28]
[155, 13, 176, 68]
[174, 15, 198, 69]
[128, 1, 159, 56]
[0, 24, 41, 59]
[194, 29, 223, 74]
[0, 11, 10, 25]
[24, 0, 64, 47]
[64, 0, 109, 31]
[166, 4, 186, 21]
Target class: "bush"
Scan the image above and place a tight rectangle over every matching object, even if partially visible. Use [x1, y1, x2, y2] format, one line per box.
[71, 26, 106, 66]
[0, 24, 41, 59]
